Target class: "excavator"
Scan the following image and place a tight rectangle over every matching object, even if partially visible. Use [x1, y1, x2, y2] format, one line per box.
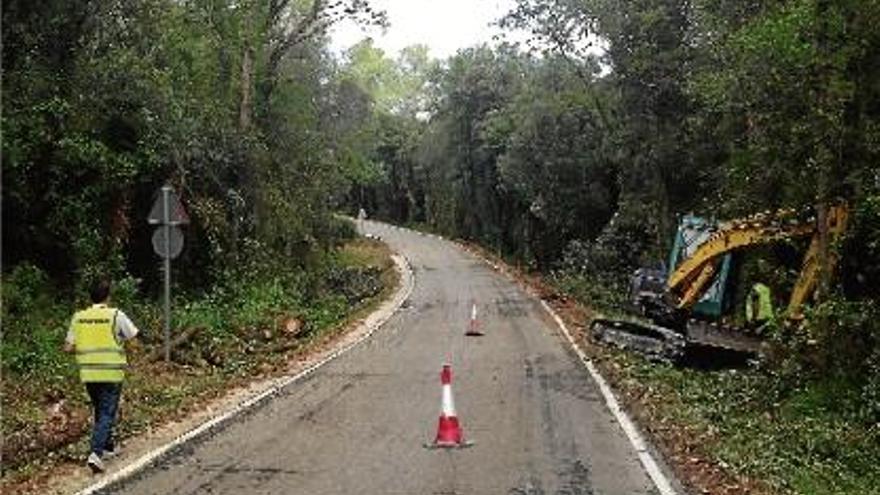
[590, 204, 849, 362]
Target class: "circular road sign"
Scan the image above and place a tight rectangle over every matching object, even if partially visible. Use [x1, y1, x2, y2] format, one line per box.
[152, 226, 184, 259]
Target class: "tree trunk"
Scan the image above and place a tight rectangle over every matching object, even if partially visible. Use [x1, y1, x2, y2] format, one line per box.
[815, 202, 831, 301]
[814, 0, 838, 303]
[239, 45, 254, 131]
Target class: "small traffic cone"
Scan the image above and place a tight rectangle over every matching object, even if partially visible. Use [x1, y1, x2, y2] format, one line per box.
[465, 300, 484, 336]
[426, 364, 472, 449]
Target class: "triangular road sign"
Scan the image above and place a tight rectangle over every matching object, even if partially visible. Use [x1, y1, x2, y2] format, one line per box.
[148, 186, 190, 225]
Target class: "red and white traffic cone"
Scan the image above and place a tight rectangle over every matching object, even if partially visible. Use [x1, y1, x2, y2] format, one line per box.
[427, 364, 472, 448]
[465, 300, 484, 336]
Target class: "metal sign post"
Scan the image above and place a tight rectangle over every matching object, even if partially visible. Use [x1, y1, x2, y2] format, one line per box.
[162, 187, 171, 363]
[148, 185, 189, 363]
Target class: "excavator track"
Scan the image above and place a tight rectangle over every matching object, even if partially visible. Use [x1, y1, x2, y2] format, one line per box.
[590, 316, 764, 363]
[590, 317, 686, 362]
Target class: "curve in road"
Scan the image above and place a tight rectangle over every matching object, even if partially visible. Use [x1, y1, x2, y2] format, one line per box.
[102, 221, 673, 495]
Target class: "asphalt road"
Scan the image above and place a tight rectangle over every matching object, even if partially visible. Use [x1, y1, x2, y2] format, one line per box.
[109, 221, 660, 495]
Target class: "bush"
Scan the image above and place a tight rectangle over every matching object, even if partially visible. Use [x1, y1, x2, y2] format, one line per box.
[1, 264, 69, 375]
[553, 200, 662, 310]
[810, 300, 880, 423]
[175, 297, 227, 338]
[301, 295, 348, 332]
[315, 216, 358, 248]
[765, 299, 880, 424]
[3, 264, 51, 319]
[550, 270, 628, 309]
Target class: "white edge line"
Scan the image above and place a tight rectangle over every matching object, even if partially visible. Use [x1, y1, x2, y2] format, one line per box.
[539, 299, 678, 495]
[74, 254, 415, 495]
[437, 238, 678, 495]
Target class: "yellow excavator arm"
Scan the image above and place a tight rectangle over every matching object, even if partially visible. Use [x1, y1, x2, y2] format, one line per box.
[788, 207, 849, 311]
[667, 205, 848, 314]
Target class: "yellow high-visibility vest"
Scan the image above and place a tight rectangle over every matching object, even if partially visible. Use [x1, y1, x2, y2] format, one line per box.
[72, 304, 127, 382]
[745, 283, 774, 323]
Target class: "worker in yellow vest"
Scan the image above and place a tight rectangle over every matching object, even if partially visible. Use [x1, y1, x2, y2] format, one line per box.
[745, 282, 774, 328]
[63, 279, 139, 473]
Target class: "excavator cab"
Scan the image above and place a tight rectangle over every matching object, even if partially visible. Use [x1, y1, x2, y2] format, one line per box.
[667, 215, 733, 319]
[629, 215, 734, 331]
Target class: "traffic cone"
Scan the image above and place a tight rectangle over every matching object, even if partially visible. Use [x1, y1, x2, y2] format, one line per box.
[465, 300, 484, 336]
[427, 364, 472, 449]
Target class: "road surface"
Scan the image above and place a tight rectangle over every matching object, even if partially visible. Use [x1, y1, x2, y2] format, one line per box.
[108, 221, 663, 494]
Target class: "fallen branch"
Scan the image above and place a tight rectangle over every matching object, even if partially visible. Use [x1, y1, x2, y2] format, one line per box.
[144, 326, 204, 362]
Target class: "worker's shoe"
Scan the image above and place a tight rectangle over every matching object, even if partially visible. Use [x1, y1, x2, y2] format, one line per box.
[87, 452, 105, 473]
[103, 446, 121, 459]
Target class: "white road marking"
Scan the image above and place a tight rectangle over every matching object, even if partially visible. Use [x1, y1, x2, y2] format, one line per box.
[540, 300, 679, 495]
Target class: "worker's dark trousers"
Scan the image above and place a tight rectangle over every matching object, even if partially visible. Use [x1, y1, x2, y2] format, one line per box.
[85, 382, 122, 456]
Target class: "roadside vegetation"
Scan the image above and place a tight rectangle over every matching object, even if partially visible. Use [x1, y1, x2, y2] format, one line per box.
[599, 348, 880, 495]
[568, 280, 880, 495]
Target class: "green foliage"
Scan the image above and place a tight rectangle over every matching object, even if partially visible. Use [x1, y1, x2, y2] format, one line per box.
[1, 0, 395, 477]
[611, 353, 880, 495]
[175, 297, 227, 338]
[1, 264, 70, 376]
[3, 264, 51, 323]
[782, 300, 880, 423]
[6, 0, 880, 490]
[551, 272, 627, 309]
[300, 295, 349, 333]
[730, 2, 815, 67]
[841, 191, 880, 301]
[495, 76, 618, 262]
[325, 265, 383, 305]
[320, 216, 359, 247]
[1, 238, 395, 477]
[341, 40, 432, 115]
[3, 0, 388, 301]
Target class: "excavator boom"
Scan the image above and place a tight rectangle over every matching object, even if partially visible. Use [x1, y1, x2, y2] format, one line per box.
[591, 204, 848, 362]
[668, 205, 848, 313]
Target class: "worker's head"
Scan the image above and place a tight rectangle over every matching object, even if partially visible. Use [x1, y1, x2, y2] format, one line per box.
[90, 279, 111, 304]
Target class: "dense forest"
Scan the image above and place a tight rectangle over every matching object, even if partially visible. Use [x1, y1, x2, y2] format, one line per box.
[3, 0, 389, 367]
[4, 0, 389, 290]
[3, 0, 880, 492]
